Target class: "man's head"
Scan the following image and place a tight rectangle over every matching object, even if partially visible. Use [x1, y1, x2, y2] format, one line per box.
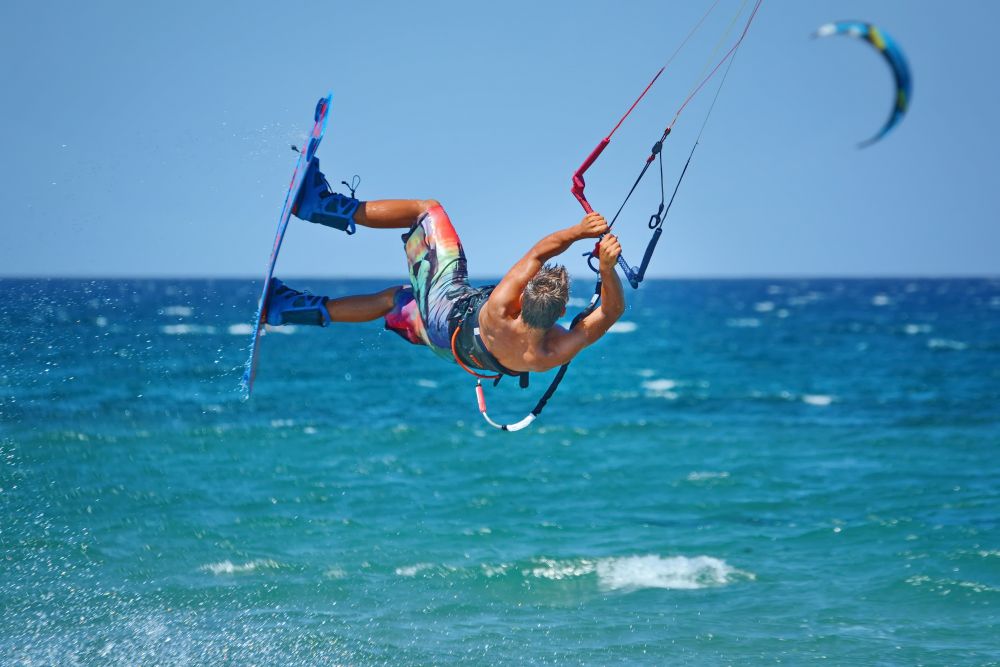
[521, 264, 569, 329]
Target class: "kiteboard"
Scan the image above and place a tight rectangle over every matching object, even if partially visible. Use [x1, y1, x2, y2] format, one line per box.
[241, 93, 332, 397]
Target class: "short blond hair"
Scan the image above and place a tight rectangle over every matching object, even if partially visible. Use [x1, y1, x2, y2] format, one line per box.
[521, 264, 569, 329]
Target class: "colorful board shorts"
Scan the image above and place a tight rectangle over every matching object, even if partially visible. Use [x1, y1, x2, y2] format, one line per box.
[384, 204, 476, 361]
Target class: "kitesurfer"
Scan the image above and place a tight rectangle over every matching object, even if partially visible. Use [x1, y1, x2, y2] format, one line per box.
[263, 159, 626, 376]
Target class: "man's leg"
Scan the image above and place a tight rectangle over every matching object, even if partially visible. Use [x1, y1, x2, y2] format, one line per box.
[324, 286, 399, 322]
[294, 157, 439, 233]
[352, 199, 440, 230]
[265, 280, 401, 326]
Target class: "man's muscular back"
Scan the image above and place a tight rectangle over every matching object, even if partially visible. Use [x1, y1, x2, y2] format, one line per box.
[478, 213, 626, 373]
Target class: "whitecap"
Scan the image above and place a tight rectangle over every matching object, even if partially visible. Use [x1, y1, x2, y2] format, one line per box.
[526, 557, 596, 581]
[228, 323, 254, 335]
[928, 338, 968, 351]
[162, 305, 193, 317]
[161, 324, 217, 335]
[903, 323, 932, 335]
[726, 318, 760, 328]
[802, 394, 834, 406]
[788, 292, 822, 306]
[754, 301, 775, 313]
[395, 563, 436, 577]
[265, 324, 297, 335]
[871, 294, 891, 306]
[596, 555, 748, 591]
[416, 379, 439, 388]
[200, 559, 280, 575]
[642, 379, 679, 400]
[686, 471, 730, 481]
[608, 321, 637, 334]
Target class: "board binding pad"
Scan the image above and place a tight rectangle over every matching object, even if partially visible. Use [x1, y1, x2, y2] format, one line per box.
[241, 94, 332, 397]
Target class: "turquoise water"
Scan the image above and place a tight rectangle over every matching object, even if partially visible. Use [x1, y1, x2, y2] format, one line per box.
[1, 278, 998, 665]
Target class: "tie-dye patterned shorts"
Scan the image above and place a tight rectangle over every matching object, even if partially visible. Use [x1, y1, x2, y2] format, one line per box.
[384, 204, 476, 361]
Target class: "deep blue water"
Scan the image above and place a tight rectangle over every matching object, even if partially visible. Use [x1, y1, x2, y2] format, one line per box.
[1, 278, 998, 665]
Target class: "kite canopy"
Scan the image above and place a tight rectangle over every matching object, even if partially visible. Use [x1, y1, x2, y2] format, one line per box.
[815, 20, 912, 148]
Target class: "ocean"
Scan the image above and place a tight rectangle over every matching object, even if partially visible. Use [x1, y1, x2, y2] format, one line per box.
[1, 277, 997, 665]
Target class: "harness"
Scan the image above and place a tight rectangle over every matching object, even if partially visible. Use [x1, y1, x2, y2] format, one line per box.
[448, 286, 528, 387]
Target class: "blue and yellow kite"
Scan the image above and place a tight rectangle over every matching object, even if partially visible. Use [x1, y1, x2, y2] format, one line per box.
[815, 21, 912, 148]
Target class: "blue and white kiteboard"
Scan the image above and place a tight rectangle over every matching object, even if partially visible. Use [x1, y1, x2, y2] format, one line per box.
[241, 93, 332, 397]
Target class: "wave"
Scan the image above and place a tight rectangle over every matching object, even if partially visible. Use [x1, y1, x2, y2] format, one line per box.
[642, 378, 678, 399]
[199, 559, 280, 575]
[161, 324, 217, 335]
[227, 323, 297, 335]
[521, 555, 751, 591]
[686, 471, 731, 482]
[726, 318, 761, 328]
[395, 554, 752, 592]
[927, 338, 968, 351]
[608, 321, 638, 334]
[802, 394, 834, 406]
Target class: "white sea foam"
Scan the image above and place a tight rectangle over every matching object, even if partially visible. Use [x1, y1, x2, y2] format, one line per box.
[161, 324, 217, 335]
[686, 471, 731, 481]
[395, 563, 437, 577]
[928, 338, 968, 351]
[788, 291, 823, 306]
[228, 323, 254, 335]
[802, 394, 834, 406]
[636, 368, 656, 378]
[567, 296, 590, 308]
[527, 558, 596, 581]
[416, 379, 439, 389]
[903, 323, 933, 335]
[95, 316, 108, 327]
[726, 318, 760, 328]
[521, 555, 748, 591]
[200, 559, 280, 575]
[264, 325, 297, 335]
[163, 305, 193, 317]
[871, 294, 891, 306]
[642, 379, 678, 400]
[595, 555, 746, 591]
[754, 301, 775, 313]
[608, 321, 638, 334]
[642, 379, 676, 392]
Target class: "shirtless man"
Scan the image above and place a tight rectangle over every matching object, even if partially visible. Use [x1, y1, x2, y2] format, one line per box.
[264, 159, 626, 377]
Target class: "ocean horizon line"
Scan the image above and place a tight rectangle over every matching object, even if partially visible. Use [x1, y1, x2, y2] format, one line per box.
[2, 273, 998, 282]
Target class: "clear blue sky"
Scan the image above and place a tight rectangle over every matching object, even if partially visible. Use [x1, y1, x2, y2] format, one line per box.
[1, 0, 998, 278]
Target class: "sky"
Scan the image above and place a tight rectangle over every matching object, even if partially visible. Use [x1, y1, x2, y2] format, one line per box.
[1, 0, 998, 279]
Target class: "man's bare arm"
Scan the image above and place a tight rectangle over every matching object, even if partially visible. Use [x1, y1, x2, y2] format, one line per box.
[488, 213, 608, 318]
[550, 234, 626, 362]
